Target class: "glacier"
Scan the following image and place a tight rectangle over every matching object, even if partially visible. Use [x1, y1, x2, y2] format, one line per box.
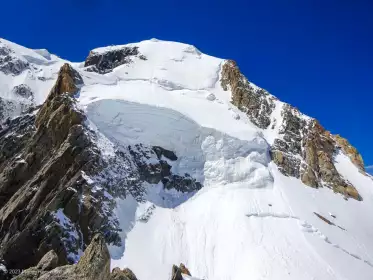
[0, 37, 373, 280]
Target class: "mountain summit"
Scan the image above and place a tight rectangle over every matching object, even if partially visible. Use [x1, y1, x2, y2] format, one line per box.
[0, 38, 372, 280]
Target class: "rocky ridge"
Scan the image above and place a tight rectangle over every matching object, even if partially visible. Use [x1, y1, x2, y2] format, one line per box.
[10, 233, 197, 280]
[0, 39, 60, 126]
[0, 44, 29, 75]
[84, 46, 146, 74]
[0, 62, 203, 276]
[0, 63, 106, 270]
[221, 59, 365, 200]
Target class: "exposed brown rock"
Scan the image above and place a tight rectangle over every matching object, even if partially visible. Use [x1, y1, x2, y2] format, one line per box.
[220, 60, 365, 201]
[35, 63, 82, 129]
[0, 64, 108, 270]
[221, 60, 275, 129]
[14, 234, 114, 280]
[111, 269, 131, 280]
[0, 62, 166, 275]
[271, 150, 301, 178]
[171, 264, 183, 280]
[313, 212, 346, 231]
[300, 120, 361, 200]
[12, 250, 59, 280]
[73, 234, 111, 280]
[171, 263, 192, 280]
[180, 263, 191, 276]
[334, 134, 365, 171]
[122, 268, 138, 280]
[111, 267, 139, 280]
[301, 120, 335, 188]
[314, 212, 334, 225]
[36, 250, 59, 271]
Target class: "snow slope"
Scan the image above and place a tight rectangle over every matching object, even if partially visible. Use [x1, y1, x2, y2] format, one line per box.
[75, 39, 373, 280]
[2, 38, 373, 280]
[0, 38, 65, 106]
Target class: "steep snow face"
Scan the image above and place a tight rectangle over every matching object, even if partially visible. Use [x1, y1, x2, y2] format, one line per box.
[1, 38, 373, 280]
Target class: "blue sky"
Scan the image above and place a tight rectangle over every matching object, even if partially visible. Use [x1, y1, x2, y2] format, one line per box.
[1, 0, 372, 169]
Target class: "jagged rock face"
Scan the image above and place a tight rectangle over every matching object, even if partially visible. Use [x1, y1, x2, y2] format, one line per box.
[14, 234, 112, 280]
[13, 234, 150, 280]
[221, 60, 275, 129]
[0, 64, 108, 270]
[0, 43, 29, 75]
[0, 62, 204, 273]
[12, 84, 34, 100]
[111, 268, 138, 280]
[171, 265, 183, 280]
[301, 120, 338, 188]
[84, 47, 146, 74]
[334, 134, 365, 171]
[11, 250, 59, 280]
[273, 105, 361, 200]
[221, 60, 363, 201]
[129, 144, 202, 193]
[0, 112, 35, 183]
[171, 263, 192, 280]
[179, 263, 191, 276]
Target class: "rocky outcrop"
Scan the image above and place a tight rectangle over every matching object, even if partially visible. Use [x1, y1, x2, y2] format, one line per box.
[111, 268, 138, 280]
[272, 105, 362, 200]
[13, 234, 112, 280]
[171, 263, 192, 280]
[0, 63, 116, 270]
[0, 62, 204, 274]
[84, 47, 146, 74]
[11, 250, 59, 279]
[179, 263, 191, 276]
[14, 234, 197, 280]
[221, 60, 364, 201]
[286, 109, 361, 200]
[129, 144, 202, 193]
[171, 265, 183, 280]
[0, 42, 29, 75]
[221, 60, 275, 129]
[12, 84, 34, 100]
[333, 134, 365, 171]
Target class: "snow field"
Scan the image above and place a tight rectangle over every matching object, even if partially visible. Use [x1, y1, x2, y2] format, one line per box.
[2, 37, 373, 280]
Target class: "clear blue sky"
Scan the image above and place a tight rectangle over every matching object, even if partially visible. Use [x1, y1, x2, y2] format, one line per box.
[1, 0, 372, 169]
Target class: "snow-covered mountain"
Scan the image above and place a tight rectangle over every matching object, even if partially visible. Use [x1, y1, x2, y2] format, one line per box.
[0, 37, 373, 280]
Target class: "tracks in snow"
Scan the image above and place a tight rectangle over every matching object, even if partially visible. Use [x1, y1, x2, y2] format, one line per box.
[247, 212, 373, 268]
[246, 212, 300, 220]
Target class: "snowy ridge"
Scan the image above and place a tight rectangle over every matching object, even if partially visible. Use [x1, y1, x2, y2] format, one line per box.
[0, 38, 66, 123]
[1, 38, 373, 280]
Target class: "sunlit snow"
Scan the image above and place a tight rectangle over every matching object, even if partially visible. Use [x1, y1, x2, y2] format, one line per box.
[2, 38, 373, 280]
